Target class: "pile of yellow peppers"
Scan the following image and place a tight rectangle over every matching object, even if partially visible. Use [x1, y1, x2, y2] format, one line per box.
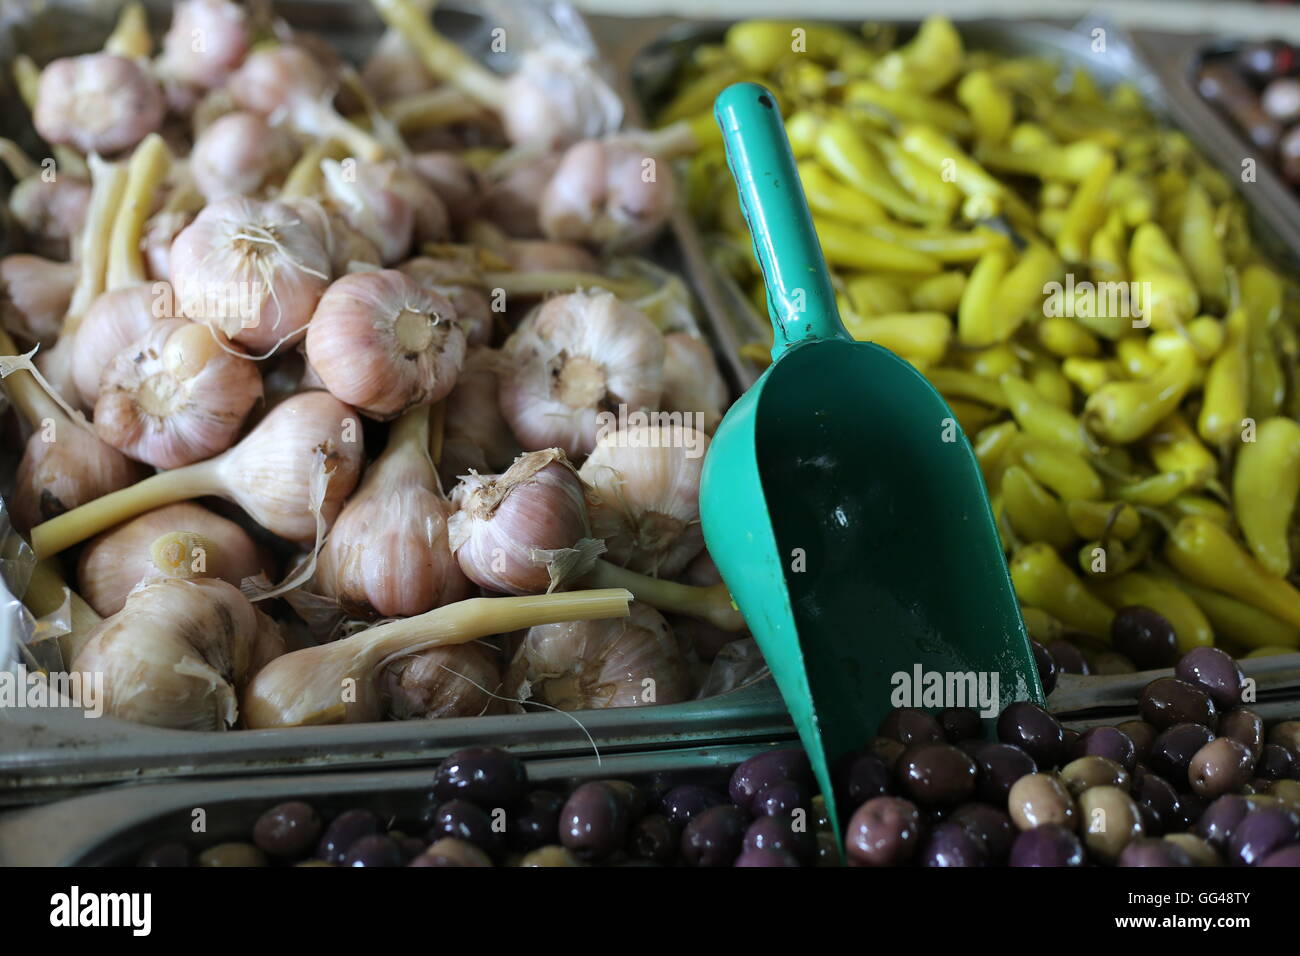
[660, 16, 1300, 669]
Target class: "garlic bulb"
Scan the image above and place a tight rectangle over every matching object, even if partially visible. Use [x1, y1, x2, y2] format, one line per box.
[499, 291, 664, 458]
[34, 53, 164, 155]
[579, 425, 709, 578]
[362, 28, 437, 103]
[285, 199, 383, 276]
[76, 502, 271, 616]
[158, 0, 252, 90]
[191, 112, 297, 202]
[380, 643, 500, 719]
[504, 239, 597, 274]
[0, 256, 76, 345]
[539, 137, 677, 252]
[142, 209, 195, 282]
[447, 448, 603, 596]
[438, 348, 520, 486]
[94, 319, 263, 468]
[313, 405, 471, 618]
[410, 150, 482, 228]
[70, 283, 174, 408]
[305, 269, 466, 419]
[7, 176, 91, 260]
[479, 152, 560, 238]
[169, 196, 331, 353]
[72, 577, 277, 731]
[319, 159, 419, 265]
[661, 332, 728, 435]
[398, 257, 491, 347]
[500, 47, 623, 149]
[506, 601, 691, 710]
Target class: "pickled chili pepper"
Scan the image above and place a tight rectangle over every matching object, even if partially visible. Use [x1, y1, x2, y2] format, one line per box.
[1066, 500, 1142, 541]
[796, 159, 887, 224]
[909, 271, 966, 313]
[1242, 264, 1285, 420]
[898, 125, 1031, 224]
[1019, 606, 1065, 644]
[1008, 434, 1104, 501]
[1028, 358, 1074, 410]
[1062, 357, 1123, 395]
[1165, 516, 1300, 630]
[1010, 543, 1115, 639]
[839, 311, 951, 362]
[999, 373, 1086, 453]
[1197, 308, 1249, 446]
[815, 118, 945, 224]
[864, 129, 962, 215]
[813, 217, 941, 272]
[924, 367, 1007, 408]
[842, 80, 972, 137]
[871, 15, 963, 95]
[973, 420, 1018, 482]
[1089, 209, 1129, 287]
[1112, 469, 1199, 506]
[1056, 150, 1115, 263]
[956, 69, 1013, 144]
[1129, 222, 1199, 330]
[1002, 466, 1074, 549]
[1083, 341, 1196, 444]
[1232, 416, 1300, 578]
[1147, 412, 1217, 483]
[843, 274, 910, 316]
[976, 140, 1107, 182]
[1154, 568, 1300, 650]
[1116, 335, 1161, 378]
[1092, 571, 1214, 652]
[1176, 181, 1227, 305]
[725, 20, 857, 72]
[957, 247, 1008, 347]
[958, 344, 1021, 379]
[1038, 317, 1101, 359]
[989, 243, 1061, 342]
[1165, 494, 1232, 526]
[948, 400, 999, 435]
[1148, 316, 1224, 363]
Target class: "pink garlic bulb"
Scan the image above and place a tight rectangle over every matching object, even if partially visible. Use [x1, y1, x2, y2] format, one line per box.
[8, 176, 91, 260]
[70, 283, 175, 409]
[661, 332, 728, 434]
[410, 150, 483, 229]
[499, 47, 623, 149]
[398, 257, 491, 347]
[439, 348, 520, 485]
[361, 29, 437, 103]
[34, 54, 164, 155]
[0, 255, 76, 345]
[159, 0, 252, 90]
[380, 644, 501, 719]
[478, 152, 560, 239]
[143, 209, 195, 282]
[319, 159, 444, 265]
[284, 199, 384, 277]
[503, 239, 598, 274]
[191, 112, 297, 202]
[12, 425, 149, 534]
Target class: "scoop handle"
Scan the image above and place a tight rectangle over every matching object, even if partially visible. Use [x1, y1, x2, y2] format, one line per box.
[714, 82, 847, 361]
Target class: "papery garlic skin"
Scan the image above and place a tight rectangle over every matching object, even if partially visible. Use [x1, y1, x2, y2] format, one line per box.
[285, 199, 383, 277]
[398, 257, 491, 347]
[500, 47, 623, 149]
[143, 209, 195, 282]
[228, 45, 332, 117]
[159, 0, 252, 90]
[320, 159, 418, 266]
[507, 602, 691, 710]
[305, 269, 466, 420]
[77, 502, 271, 616]
[71, 283, 174, 408]
[380, 643, 500, 719]
[479, 152, 560, 239]
[34, 54, 165, 155]
[12, 425, 148, 533]
[410, 151, 482, 229]
[169, 196, 330, 352]
[662, 332, 728, 435]
[439, 348, 520, 484]
[0, 255, 76, 346]
[448, 448, 601, 595]
[8, 177, 91, 261]
[499, 291, 664, 458]
[191, 112, 296, 202]
[361, 29, 436, 103]
[94, 319, 263, 468]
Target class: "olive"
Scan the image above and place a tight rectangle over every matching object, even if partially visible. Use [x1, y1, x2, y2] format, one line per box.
[876, 708, 944, 747]
[1228, 807, 1300, 866]
[1218, 708, 1264, 761]
[898, 742, 977, 807]
[1030, 639, 1057, 694]
[1260, 845, 1300, 866]
[411, 838, 492, 867]
[742, 815, 817, 865]
[996, 701, 1066, 768]
[753, 779, 813, 819]
[659, 784, 726, 824]
[727, 749, 812, 806]
[1140, 677, 1218, 731]
[430, 799, 500, 856]
[1194, 794, 1251, 850]
[1092, 652, 1137, 675]
[1175, 647, 1246, 710]
[343, 834, 403, 867]
[1111, 606, 1179, 669]
[1132, 768, 1182, 836]
[1071, 726, 1136, 771]
[1269, 779, 1300, 808]
[514, 845, 578, 867]
[252, 800, 322, 859]
[560, 782, 628, 862]
[1008, 773, 1077, 831]
[1059, 756, 1129, 797]
[939, 707, 983, 743]
[1267, 721, 1300, 754]
[197, 842, 267, 867]
[1148, 723, 1216, 782]
[917, 821, 986, 867]
[1188, 737, 1255, 798]
[1078, 785, 1144, 864]
[836, 753, 891, 808]
[870, 736, 906, 768]
[949, 803, 1015, 862]
[599, 779, 648, 822]
[844, 796, 923, 867]
[1047, 639, 1090, 675]
[681, 805, 748, 867]
[136, 843, 191, 867]
[1259, 744, 1296, 780]
[508, 789, 563, 852]
[316, 808, 381, 864]
[1163, 833, 1221, 867]
[1117, 838, 1194, 867]
[630, 814, 680, 864]
[1062, 728, 1081, 751]
[431, 747, 527, 811]
[815, 830, 840, 866]
[975, 743, 1037, 804]
[1117, 720, 1157, 759]
[735, 848, 801, 867]
[1008, 824, 1085, 867]
[396, 836, 427, 862]
[1175, 790, 1209, 831]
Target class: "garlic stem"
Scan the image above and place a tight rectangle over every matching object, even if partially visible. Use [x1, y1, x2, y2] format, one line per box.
[67, 156, 130, 331]
[0, 138, 38, 180]
[369, 0, 506, 112]
[30, 460, 220, 559]
[480, 270, 647, 300]
[103, 1, 151, 59]
[430, 399, 445, 465]
[106, 133, 171, 290]
[0, 327, 63, 425]
[582, 560, 745, 632]
[389, 399, 432, 456]
[279, 140, 348, 199]
[637, 120, 706, 160]
[23, 559, 102, 665]
[150, 531, 217, 580]
[295, 99, 388, 164]
[380, 86, 485, 132]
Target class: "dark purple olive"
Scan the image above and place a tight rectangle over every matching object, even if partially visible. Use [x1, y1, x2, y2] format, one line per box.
[1176, 647, 1246, 710]
[1117, 720, 1157, 759]
[1228, 807, 1300, 866]
[1219, 708, 1264, 762]
[1188, 737, 1255, 798]
[1008, 825, 1085, 867]
[735, 848, 801, 867]
[316, 809, 381, 864]
[975, 743, 1037, 804]
[918, 821, 986, 867]
[1047, 639, 1090, 675]
[1117, 838, 1194, 867]
[1175, 790, 1209, 830]
[630, 814, 680, 864]
[1132, 768, 1182, 837]
[1148, 723, 1216, 782]
[836, 753, 891, 808]
[1029, 639, 1057, 695]
[845, 796, 923, 867]
[431, 747, 527, 811]
[599, 780, 647, 822]
[752, 779, 813, 819]
[659, 784, 726, 824]
[996, 701, 1065, 769]
[1140, 677, 1218, 731]
[1072, 726, 1137, 771]
[253, 801, 322, 859]
[396, 836, 426, 862]
[137, 843, 191, 867]
[508, 790, 563, 852]
[1195, 794, 1252, 850]
[681, 805, 748, 867]
[1112, 606, 1179, 669]
[1259, 845, 1300, 866]
[743, 815, 817, 865]
[870, 736, 906, 768]
[727, 749, 812, 806]
[429, 799, 500, 856]
[408, 837, 492, 867]
[1259, 744, 1296, 780]
[877, 708, 944, 747]
[939, 707, 983, 743]
[898, 742, 977, 807]
[343, 834, 402, 867]
[1270, 722, 1300, 754]
[949, 803, 1015, 862]
[560, 782, 628, 862]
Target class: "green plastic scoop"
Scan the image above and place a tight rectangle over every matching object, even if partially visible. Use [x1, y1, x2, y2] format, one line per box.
[700, 83, 1044, 838]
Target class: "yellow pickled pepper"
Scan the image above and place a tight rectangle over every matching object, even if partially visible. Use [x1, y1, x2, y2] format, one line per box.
[1176, 181, 1227, 306]
[1147, 411, 1217, 484]
[1241, 264, 1286, 420]
[1197, 307, 1250, 445]
[1007, 435, 1104, 501]
[1010, 543, 1116, 639]
[1066, 500, 1142, 540]
[1083, 340, 1197, 444]
[1233, 417, 1300, 578]
[1129, 222, 1199, 331]
[999, 374, 1087, 453]
[1165, 517, 1300, 630]
[1091, 572, 1215, 652]
[1152, 565, 1300, 650]
[1001, 466, 1074, 549]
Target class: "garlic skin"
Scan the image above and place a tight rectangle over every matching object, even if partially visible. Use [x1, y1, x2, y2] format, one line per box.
[76, 502, 272, 617]
[305, 269, 466, 420]
[380, 643, 500, 719]
[159, 0, 251, 90]
[362, 29, 436, 103]
[143, 209, 194, 282]
[35, 54, 165, 156]
[0, 255, 76, 345]
[228, 45, 332, 117]
[12, 425, 149, 533]
[319, 159, 417, 265]
[479, 152, 560, 238]
[8, 177, 91, 261]
[191, 112, 297, 202]
[506, 601, 691, 710]
[504, 239, 597, 274]
[579, 424, 709, 578]
[500, 47, 623, 149]
[661, 332, 728, 434]
[448, 448, 602, 595]
[499, 291, 664, 458]
[285, 199, 383, 276]
[398, 257, 491, 347]
[71, 577, 270, 731]
[539, 137, 677, 252]
[439, 348, 520, 486]
[410, 151, 482, 229]
[71, 283, 174, 408]
[94, 319, 263, 468]
[169, 196, 330, 353]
